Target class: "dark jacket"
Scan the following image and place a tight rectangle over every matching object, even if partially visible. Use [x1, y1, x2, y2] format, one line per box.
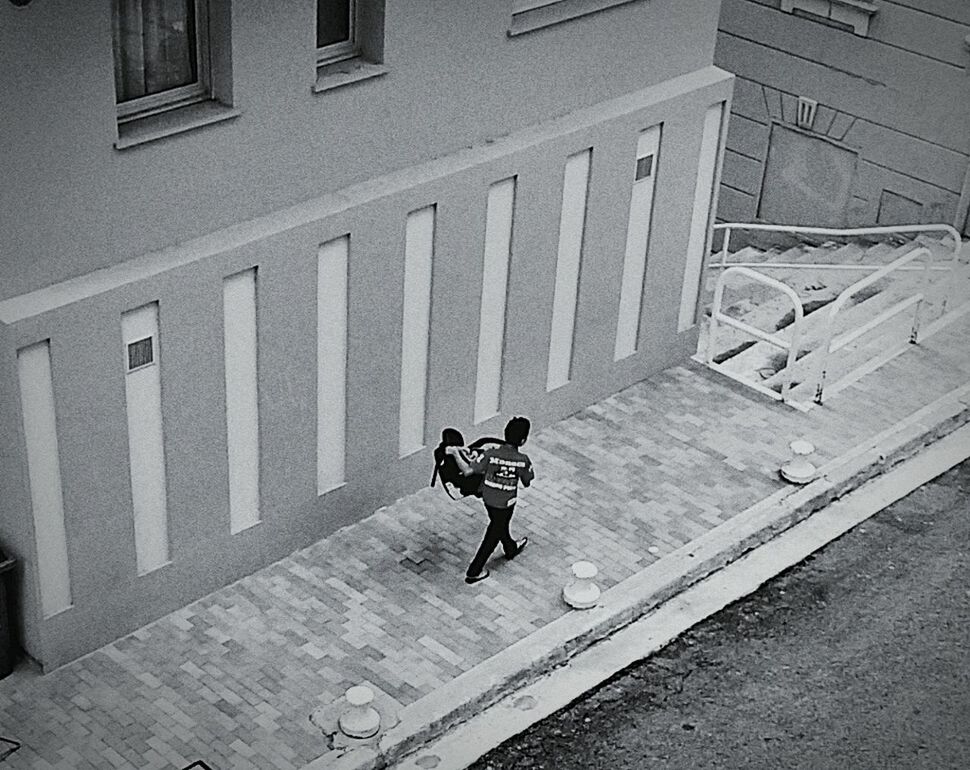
[469, 443, 534, 508]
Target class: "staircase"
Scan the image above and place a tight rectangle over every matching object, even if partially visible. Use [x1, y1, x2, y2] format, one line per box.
[695, 224, 969, 410]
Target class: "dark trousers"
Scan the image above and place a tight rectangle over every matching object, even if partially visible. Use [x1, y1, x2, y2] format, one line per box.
[467, 504, 516, 577]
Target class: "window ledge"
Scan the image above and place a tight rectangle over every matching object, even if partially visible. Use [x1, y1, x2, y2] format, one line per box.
[115, 101, 240, 150]
[509, 0, 641, 37]
[313, 58, 387, 94]
[828, 0, 877, 12]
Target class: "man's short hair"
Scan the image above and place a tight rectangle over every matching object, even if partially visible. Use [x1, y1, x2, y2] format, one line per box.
[504, 416, 531, 446]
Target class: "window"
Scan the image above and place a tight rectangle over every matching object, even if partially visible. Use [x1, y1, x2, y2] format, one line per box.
[780, 0, 877, 36]
[111, 0, 236, 148]
[317, 0, 357, 65]
[313, 0, 386, 92]
[112, 0, 210, 121]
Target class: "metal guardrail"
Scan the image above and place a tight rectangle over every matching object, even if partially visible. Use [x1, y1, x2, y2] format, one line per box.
[703, 223, 959, 409]
[705, 266, 807, 408]
[811, 247, 931, 404]
[713, 222, 962, 314]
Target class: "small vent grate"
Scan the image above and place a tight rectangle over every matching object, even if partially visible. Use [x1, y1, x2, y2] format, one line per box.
[127, 337, 154, 371]
[635, 154, 654, 181]
[796, 97, 818, 130]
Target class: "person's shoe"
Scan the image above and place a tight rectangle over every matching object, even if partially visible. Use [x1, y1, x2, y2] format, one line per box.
[505, 537, 529, 560]
[464, 569, 490, 584]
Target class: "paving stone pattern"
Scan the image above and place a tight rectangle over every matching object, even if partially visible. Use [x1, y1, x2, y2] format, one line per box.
[0, 315, 968, 769]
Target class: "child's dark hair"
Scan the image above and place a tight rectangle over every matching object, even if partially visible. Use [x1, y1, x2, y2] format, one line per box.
[440, 428, 465, 447]
[504, 416, 531, 446]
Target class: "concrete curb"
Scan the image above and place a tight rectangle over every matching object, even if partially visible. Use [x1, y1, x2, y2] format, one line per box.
[304, 383, 970, 770]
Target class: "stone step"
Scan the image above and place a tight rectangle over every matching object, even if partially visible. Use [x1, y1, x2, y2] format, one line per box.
[704, 239, 906, 314]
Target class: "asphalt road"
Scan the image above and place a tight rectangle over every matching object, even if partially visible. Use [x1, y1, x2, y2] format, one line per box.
[470, 459, 970, 770]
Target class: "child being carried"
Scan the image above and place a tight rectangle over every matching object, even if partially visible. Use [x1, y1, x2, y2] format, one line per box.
[430, 428, 503, 499]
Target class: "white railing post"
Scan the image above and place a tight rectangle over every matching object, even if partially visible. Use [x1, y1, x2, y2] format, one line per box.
[780, 300, 804, 402]
[720, 226, 732, 268]
[910, 247, 931, 343]
[940, 226, 961, 316]
[813, 316, 837, 405]
[706, 271, 728, 365]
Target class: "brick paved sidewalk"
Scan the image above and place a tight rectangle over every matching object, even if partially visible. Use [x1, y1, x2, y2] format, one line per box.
[1, 313, 968, 770]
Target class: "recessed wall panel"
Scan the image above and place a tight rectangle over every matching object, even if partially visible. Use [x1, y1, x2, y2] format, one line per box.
[121, 303, 170, 574]
[474, 178, 515, 424]
[223, 268, 260, 533]
[615, 124, 662, 360]
[317, 236, 348, 493]
[17, 341, 72, 617]
[547, 148, 592, 391]
[399, 206, 435, 456]
[758, 124, 857, 227]
[679, 102, 724, 332]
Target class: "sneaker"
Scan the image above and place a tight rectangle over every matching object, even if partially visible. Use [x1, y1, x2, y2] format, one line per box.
[505, 537, 529, 560]
[464, 569, 490, 584]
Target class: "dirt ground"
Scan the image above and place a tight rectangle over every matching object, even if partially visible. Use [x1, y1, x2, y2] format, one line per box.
[472, 460, 970, 769]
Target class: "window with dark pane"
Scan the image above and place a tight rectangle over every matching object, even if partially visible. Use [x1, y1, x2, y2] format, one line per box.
[317, 0, 353, 48]
[635, 154, 653, 181]
[113, 0, 199, 103]
[128, 337, 154, 370]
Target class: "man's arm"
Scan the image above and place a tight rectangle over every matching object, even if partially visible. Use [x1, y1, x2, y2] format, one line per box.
[519, 456, 535, 487]
[445, 446, 485, 476]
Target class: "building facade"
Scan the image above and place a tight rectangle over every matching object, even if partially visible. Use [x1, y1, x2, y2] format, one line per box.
[0, 0, 731, 669]
[715, 0, 970, 233]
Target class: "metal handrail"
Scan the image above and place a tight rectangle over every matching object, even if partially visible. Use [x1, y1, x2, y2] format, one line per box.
[707, 266, 804, 404]
[713, 222, 961, 314]
[812, 247, 932, 404]
[700, 222, 959, 409]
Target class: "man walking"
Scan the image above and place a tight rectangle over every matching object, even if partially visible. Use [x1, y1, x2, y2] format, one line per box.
[448, 416, 535, 584]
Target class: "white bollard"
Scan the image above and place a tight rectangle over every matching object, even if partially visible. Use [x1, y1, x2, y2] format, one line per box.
[780, 439, 817, 484]
[337, 685, 381, 739]
[563, 561, 600, 609]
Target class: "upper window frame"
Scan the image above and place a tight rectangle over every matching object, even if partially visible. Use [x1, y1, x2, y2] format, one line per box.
[317, 0, 359, 67]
